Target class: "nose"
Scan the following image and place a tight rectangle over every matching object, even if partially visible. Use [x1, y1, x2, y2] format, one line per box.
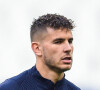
[63, 42, 72, 54]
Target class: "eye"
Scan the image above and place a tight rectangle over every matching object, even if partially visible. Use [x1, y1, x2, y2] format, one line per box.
[55, 40, 63, 44]
[68, 38, 73, 44]
[53, 39, 65, 44]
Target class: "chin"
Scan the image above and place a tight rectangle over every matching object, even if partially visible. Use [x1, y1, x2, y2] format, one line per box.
[62, 67, 71, 72]
[56, 66, 72, 73]
[60, 65, 72, 72]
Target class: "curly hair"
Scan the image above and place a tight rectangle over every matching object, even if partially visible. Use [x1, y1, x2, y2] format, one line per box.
[30, 14, 74, 42]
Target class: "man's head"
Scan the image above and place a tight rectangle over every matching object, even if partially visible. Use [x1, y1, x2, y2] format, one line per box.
[31, 14, 74, 73]
[30, 14, 74, 42]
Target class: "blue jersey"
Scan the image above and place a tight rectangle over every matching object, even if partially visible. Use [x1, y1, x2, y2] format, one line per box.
[0, 66, 80, 90]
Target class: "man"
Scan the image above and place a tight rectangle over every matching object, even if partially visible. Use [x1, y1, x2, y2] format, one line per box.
[0, 14, 80, 90]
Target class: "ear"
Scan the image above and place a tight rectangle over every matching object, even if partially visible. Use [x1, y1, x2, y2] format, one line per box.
[31, 42, 42, 56]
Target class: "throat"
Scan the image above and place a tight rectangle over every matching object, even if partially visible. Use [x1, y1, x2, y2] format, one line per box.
[36, 63, 64, 84]
[53, 73, 64, 84]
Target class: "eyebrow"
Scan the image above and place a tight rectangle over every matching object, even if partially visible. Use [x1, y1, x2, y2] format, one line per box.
[69, 37, 73, 41]
[53, 37, 73, 41]
[53, 38, 65, 41]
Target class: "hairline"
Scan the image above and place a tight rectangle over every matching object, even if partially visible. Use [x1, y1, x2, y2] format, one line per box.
[31, 27, 72, 43]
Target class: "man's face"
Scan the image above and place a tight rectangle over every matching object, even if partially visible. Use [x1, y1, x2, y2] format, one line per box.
[41, 28, 73, 73]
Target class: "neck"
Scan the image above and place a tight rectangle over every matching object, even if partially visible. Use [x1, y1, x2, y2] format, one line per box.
[36, 59, 64, 84]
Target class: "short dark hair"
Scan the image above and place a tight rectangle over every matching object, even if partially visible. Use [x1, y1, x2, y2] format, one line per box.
[30, 14, 74, 42]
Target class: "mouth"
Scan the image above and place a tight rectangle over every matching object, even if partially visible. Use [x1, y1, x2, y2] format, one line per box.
[61, 57, 72, 64]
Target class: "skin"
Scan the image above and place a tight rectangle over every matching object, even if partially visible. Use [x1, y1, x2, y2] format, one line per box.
[31, 28, 73, 84]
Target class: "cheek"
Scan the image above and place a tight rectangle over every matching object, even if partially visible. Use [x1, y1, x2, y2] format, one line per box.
[71, 45, 74, 52]
[69, 46, 73, 55]
[50, 45, 63, 53]
[48, 47, 58, 55]
[43, 44, 60, 56]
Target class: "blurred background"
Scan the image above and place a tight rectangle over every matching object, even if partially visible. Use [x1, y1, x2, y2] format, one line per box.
[0, 0, 100, 89]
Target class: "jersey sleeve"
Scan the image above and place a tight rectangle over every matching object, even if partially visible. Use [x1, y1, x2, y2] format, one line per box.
[0, 79, 19, 90]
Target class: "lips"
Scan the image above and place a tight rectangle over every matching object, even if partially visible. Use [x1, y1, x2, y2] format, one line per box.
[62, 57, 72, 60]
[61, 57, 72, 64]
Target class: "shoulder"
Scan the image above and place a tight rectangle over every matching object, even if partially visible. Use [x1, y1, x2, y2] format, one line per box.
[64, 79, 81, 90]
[0, 79, 19, 90]
[0, 67, 34, 90]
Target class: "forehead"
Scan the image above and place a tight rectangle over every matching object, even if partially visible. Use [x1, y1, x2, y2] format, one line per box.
[44, 28, 73, 40]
